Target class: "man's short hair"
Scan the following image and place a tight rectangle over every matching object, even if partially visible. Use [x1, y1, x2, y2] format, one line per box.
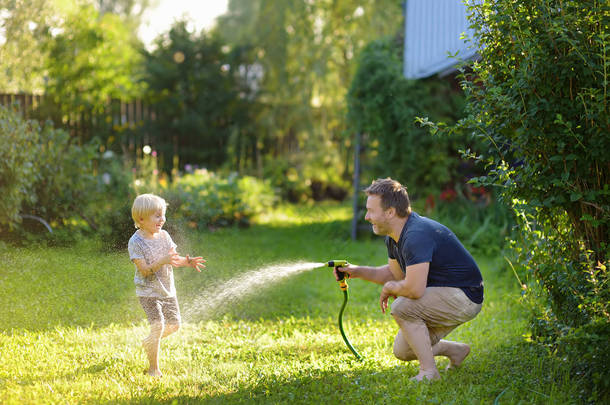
[131, 193, 167, 228]
[364, 178, 411, 217]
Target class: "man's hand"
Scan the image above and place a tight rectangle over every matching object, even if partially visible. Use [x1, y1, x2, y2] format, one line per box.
[380, 282, 398, 314]
[334, 264, 354, 280]
[379, 290, 396, 314]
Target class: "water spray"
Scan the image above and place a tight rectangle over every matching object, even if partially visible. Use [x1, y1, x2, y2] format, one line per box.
[325, 260, 363, 361]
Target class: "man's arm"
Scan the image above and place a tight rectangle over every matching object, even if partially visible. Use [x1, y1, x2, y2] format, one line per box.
[383, 262, 429, 299]
[379, 262, 429, 313]
[336, 259, 402, 285]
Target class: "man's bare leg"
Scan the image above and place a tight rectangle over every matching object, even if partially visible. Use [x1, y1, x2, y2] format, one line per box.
[394, 330, 471, 372]
[433, 340, 470, 370]
[393, 317, 441, 381]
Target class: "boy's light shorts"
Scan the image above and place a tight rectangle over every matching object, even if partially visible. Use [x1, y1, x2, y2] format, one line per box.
[138, 296, 181, 325]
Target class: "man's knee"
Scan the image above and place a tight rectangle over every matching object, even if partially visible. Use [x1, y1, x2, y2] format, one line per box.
[393, 330, 415, 361]
[390, 296, 420, 322]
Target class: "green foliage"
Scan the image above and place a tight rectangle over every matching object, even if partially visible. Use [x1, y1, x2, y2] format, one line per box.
[0, 104, 98, 236]
[43, 4, 144, 119]
[0, 0, 67, 93]
[94, 152, 139, 251]
[165, 170, 276, 229]
[217, 0, 402, 194]
[23, 122, 99, 225]
[347, 38, 471, 198]
[0, 104, 39, 229]
[441, 0, 610, 398]
[96, 0, 155, 35]
[556, 319, 610, 402]
[142, 21, 242, 169]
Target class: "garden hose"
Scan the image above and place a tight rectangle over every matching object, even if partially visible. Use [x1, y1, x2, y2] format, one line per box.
[326, 260, 363, 361]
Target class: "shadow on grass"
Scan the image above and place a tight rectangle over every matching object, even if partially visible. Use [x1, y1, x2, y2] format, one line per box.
[97, 341, 578, 405]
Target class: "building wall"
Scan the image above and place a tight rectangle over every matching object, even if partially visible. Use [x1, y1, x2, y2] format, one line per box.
[403, 0, 478, 79]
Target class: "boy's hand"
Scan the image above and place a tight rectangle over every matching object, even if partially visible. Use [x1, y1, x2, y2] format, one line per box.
[185, 255, 206, 272]
[163, 247, 180, 266]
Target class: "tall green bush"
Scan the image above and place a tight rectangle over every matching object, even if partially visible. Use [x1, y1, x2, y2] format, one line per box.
[24, 124, 98, 227]
[444, 1, 609, 399]
[0, 104, 98, 235]
[347, 38, 470, 198]
[0, 105, 39, 229]
[165, 170, 276, 228]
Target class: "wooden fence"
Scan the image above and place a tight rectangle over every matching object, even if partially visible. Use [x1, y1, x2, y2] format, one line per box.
[0, 93, 157, 154]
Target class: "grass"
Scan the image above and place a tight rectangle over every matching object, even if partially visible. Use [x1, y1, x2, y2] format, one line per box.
[0, 202, 583, 404]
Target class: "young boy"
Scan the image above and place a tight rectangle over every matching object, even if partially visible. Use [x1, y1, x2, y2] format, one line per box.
[128, 193, 205, 377]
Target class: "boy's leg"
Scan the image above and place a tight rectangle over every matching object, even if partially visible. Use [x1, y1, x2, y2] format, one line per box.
[139, 297, 165, 376]
[142, 322, 164, 376]
[160, 296, 181, 338]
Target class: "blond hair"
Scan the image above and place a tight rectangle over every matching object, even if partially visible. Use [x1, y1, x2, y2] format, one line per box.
[131, 194, 168, 228]
[364, 178, 411, 218]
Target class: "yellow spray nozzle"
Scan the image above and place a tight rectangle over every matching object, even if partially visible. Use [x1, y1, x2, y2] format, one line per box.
[327, 260, 348, 268]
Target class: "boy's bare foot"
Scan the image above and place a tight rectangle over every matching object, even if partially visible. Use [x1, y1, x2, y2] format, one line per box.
[445, 342, 470, 370]
[410, 369, 441, 382]
[145, 369, 162, 378]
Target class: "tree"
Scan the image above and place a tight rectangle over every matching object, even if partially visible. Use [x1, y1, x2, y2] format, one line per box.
[0, 0, 150, 94]
[347, 38, 468, 199]
[42, 4, 144, 142]
[95, 0, 157, 35]
[216, 0, 402, 197]
[142, 21, 243, 169]
[0, 0, 71, 93]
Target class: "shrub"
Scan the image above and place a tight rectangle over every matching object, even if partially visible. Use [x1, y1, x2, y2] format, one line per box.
[23, 123, 98, 227]
[165, 170, 276, 228]
[347, 38, 475, 199]
[261, 157, 312, 203]
[438, 0, 610, 398]
[0, 104, 98, 238]
[0, 104, 39, 230]
[94, 152, 138, 251]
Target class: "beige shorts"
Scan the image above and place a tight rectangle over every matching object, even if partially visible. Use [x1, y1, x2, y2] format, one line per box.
[139, 296, 181, 326]
[390, 287, 482, 360]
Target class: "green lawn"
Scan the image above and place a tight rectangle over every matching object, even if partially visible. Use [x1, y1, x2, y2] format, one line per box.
[0, 203, 581, 404]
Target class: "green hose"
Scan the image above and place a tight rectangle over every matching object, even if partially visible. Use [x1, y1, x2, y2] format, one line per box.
[338, 288, 363, 360]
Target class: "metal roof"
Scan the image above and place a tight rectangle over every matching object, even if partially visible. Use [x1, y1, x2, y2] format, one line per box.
[403, 0, 478, 79]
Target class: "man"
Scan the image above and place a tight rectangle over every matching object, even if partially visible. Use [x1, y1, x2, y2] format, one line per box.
[336, 178, 483, 381]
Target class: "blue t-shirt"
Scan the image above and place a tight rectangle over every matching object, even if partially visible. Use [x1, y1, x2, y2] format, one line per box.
[385, 212, 484, 304]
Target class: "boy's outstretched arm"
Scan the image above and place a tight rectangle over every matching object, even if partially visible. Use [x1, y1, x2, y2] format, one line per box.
[176, 254, 206, 272]
[133, 248, 179, 277]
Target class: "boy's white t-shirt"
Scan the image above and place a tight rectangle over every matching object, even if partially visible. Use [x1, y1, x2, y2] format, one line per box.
[128, 230, 177, 298]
